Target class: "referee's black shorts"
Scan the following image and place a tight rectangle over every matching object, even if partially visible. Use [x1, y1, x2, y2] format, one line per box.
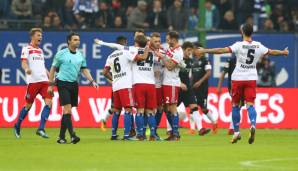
[178, 86, 197, 107]
[194, 86, 208, 110]
[57, 79, 79, 107]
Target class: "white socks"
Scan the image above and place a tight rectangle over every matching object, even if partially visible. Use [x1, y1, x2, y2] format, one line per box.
[189, 114, 196, 130]
[205, 111, 216, 124]
[192, 111, 203, 130]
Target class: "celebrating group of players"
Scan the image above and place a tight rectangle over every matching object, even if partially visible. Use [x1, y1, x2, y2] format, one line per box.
[13, 23, 289, 144]
[97, 30, 218, 141]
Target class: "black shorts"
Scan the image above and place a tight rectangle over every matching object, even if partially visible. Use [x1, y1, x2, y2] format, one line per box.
[57, 80, 79, 107]
[193, 87, 208, 109]
[178, 87, 197, 107]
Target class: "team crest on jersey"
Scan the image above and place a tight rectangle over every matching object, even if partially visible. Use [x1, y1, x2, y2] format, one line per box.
[198, 61, 202, 65]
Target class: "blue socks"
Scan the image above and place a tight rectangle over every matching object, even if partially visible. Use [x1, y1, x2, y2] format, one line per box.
[130, 114, 135, 130]
[172, 113, 179, 136]
[232, 106, 241, 132]
[124, 112, 132, 137]
[38, 105, 51, 130]
[135, 113, 144, 136]
[143, 114, 148, 136]
[166, 111, 173, 129]
[16, 107, 29, 128]
[247, 106, 257, 128]
[111, 112, 120, 136]
[155, 110, 162, 129]
[148, 113, 157, 136]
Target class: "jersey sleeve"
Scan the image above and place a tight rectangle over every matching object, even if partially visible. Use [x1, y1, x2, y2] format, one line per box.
[127, 47, 138, 61]
[228, 42, 240, 53]
[20, 47, 29, 60]
[81, 56, 87, 69]
[259, 43, 270, 56]
[167, 49, 183, 64]
[204, 59, 212, 70]
[52, 51, 62, 68]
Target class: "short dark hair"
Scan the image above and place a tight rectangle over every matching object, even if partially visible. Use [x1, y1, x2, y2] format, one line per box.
[182, 41, 194, 50]
[116, 36, 127, 45]
[134, 35, 148, 48]
[29, 28, 42, 37]
[134, 29, 145, 37]
[67, 32, 80, 44]
[193, 42, 203, 48]
[167, 31, 179, 40]
[241, 23, 253, 37]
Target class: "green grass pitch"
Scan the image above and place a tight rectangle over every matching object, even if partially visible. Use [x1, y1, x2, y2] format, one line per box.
[0, 128, 297, 171]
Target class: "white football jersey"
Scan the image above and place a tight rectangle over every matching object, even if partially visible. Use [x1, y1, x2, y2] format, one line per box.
[21, 44, 48, 84]
[153, 48, 166, 88]
[130, 46, 155, 85]
[105, 49, 135, 92]
[229, 41, 269, 81]
[162, 46, 183, 87]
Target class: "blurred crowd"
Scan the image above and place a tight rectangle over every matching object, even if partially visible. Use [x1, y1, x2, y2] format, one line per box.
[0, 0, 297, 32]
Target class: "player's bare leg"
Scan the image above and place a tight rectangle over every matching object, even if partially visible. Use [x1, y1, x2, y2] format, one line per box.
[14, 103, 32, 138]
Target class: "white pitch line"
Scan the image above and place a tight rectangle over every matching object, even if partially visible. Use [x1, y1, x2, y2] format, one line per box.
[240, 158, 298, 169]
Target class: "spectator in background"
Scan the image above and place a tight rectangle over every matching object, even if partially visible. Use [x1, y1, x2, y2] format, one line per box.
[167, 0, 188, 31]
[94, 1, 114, 28]
[127, 0, 149, 29]
[257, 57, 276, 87]
[146, 0, 167, 29]
[52, 15, 63, 30]
[233, 0, 254, 25]
[204, 0, 220, 30]
[253, 0, 268, 30]
[43, 15, 52, 29]
[219, 10, 238, 30]
[111, 0, 126, 16]
[215, 0, 231, 19]
[245, 15, 254, 27]
[290, 9, 298, 31]
[11, 0, 32, 19]
[73, 0, 98, 29]
[31, 0, 47, 20]
[280, 21, 290, 32]
[113, 15, 124, 28]
[61, 0, 78, 30]
[188, 7, 198, 31]
[263, 18, 274, 31]
[0, 0, 10, 18]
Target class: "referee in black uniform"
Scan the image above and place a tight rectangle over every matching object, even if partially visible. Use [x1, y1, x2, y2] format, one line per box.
[48, 32, 98, 144]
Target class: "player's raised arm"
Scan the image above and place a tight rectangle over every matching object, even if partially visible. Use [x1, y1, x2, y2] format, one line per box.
[200, 47, 231, 54]
[94, 38, 124, 50]
[268, 47, 289, 56]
